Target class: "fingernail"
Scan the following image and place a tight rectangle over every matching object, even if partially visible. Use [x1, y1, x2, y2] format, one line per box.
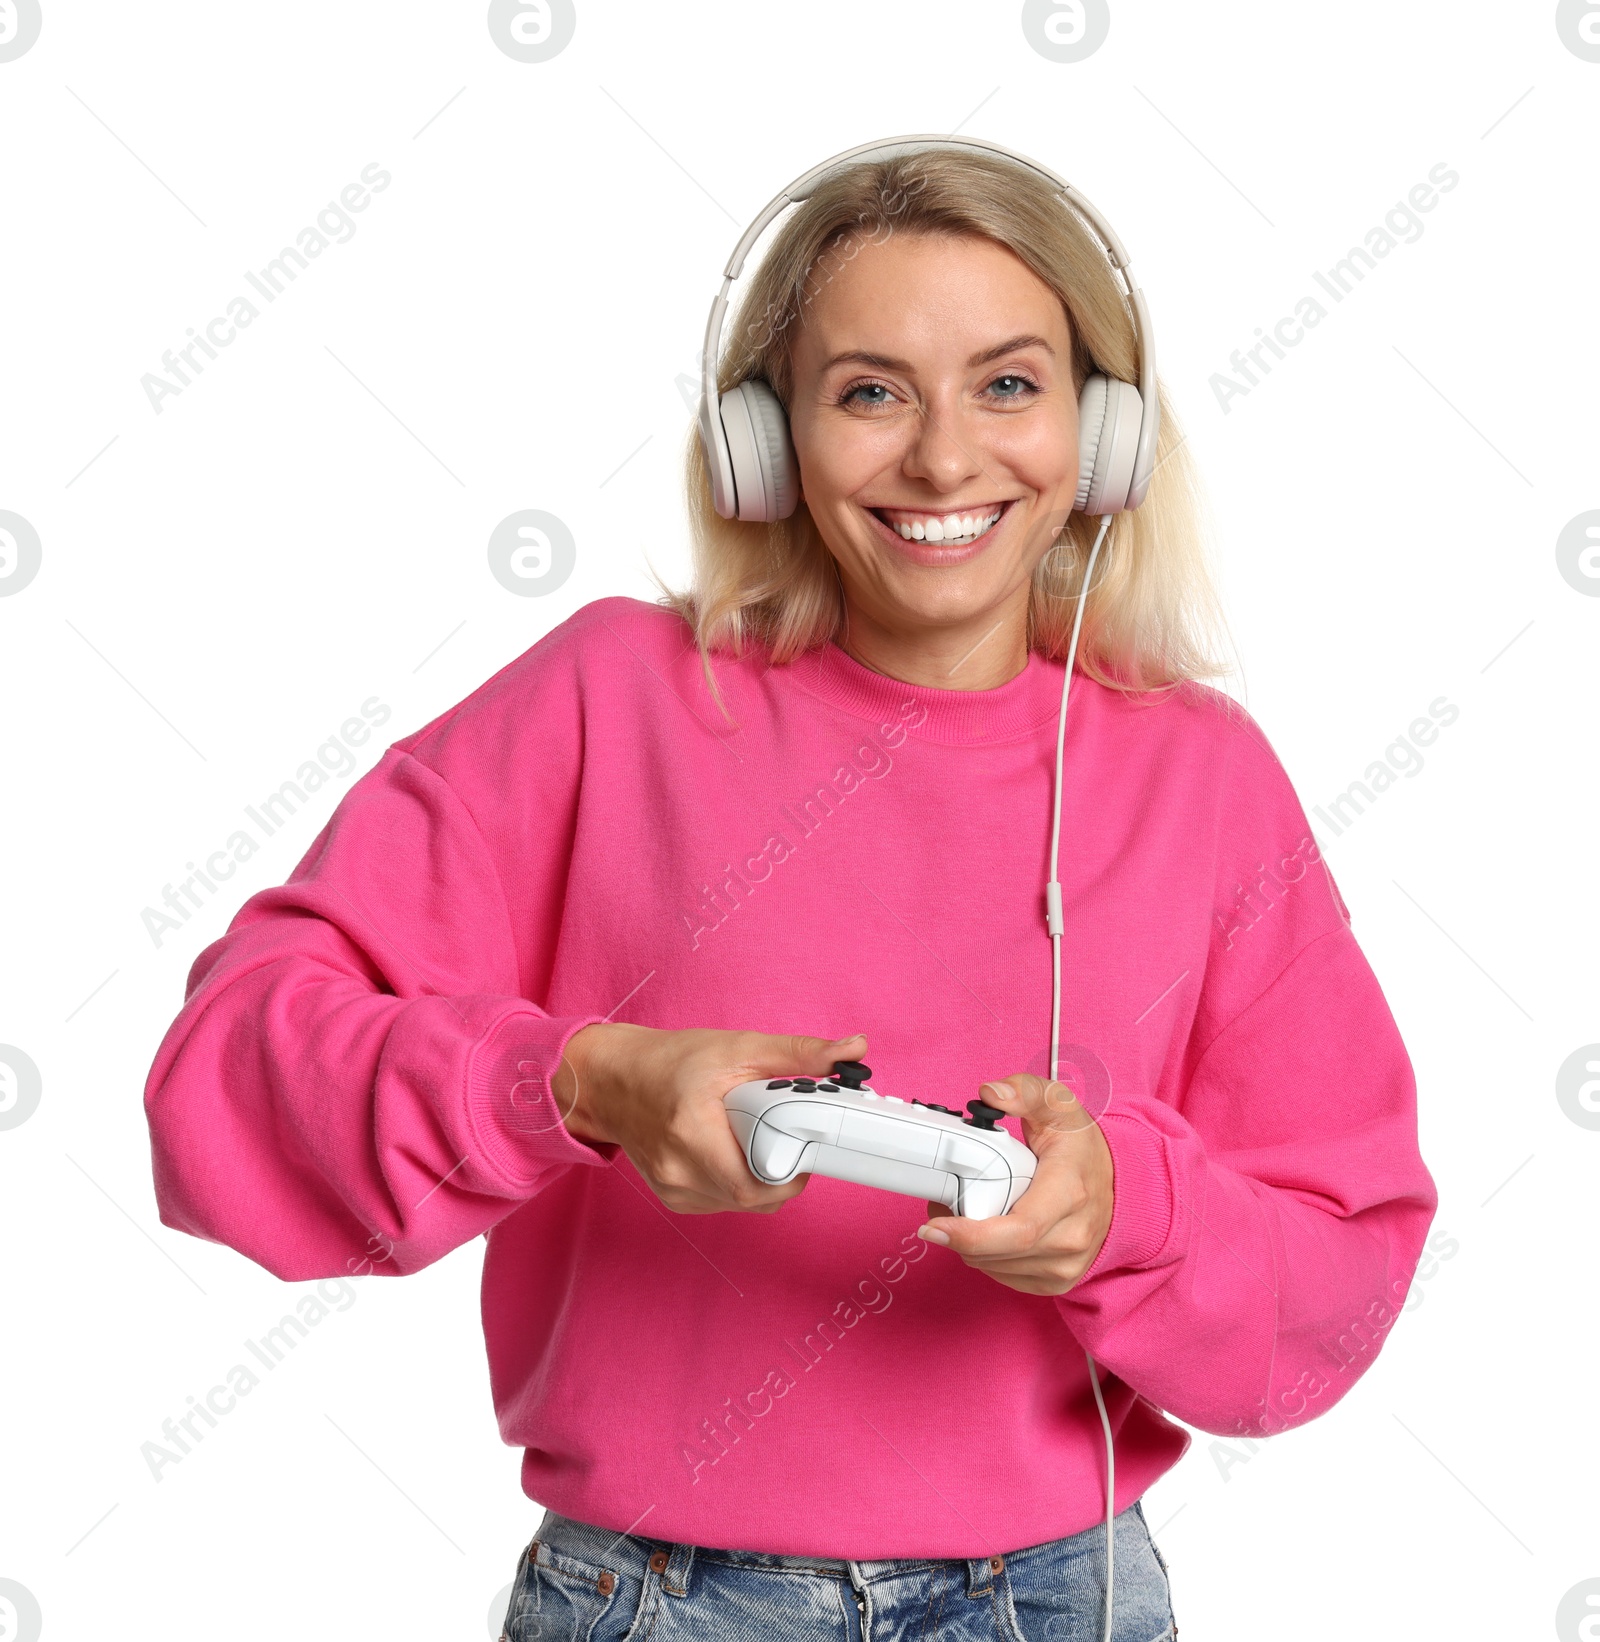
[981, 1082, 1010, 1103]
[917, 1225, 951, 1245]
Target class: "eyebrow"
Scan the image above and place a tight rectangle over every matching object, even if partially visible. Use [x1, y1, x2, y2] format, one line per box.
[819, 333, 1057, 374]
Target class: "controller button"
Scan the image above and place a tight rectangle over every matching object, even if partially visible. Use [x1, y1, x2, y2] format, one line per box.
[862, 1091, 880, 1100]
[792, 1079, 818, 1092]
[884, 1095, 904, 1104]
[766, 1079, 793, 1090]
[817, 1082, 840, 1092]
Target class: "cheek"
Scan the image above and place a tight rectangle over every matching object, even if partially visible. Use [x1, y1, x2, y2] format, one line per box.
[1001, 408, 1079, 493]
[791, 409, 907, 503]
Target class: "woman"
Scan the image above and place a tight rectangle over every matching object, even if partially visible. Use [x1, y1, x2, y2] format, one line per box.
[144, 139, 1437, 1641]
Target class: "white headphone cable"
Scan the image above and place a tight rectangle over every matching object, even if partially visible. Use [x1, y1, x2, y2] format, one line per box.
[1044, 512, 1117, 1642]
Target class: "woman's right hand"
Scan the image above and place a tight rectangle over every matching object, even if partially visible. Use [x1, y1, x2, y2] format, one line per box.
[554, 1023, 868, 1215]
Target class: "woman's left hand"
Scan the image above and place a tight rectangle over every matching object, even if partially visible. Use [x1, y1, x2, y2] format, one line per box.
[917, 1075, 1114, 1295]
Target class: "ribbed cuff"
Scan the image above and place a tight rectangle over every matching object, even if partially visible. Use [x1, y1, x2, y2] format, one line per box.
[1077, 1111, 1175, 1282]
[465, 1009, 614, 1190]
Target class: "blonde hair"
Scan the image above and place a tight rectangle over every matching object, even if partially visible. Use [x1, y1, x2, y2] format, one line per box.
[663, 147, 1230, 696]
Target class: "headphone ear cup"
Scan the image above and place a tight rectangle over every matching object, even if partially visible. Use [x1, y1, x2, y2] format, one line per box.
[1074, 373, 1144, 515]
[717, 378, 799, 522]
[699, 385, 739, 518]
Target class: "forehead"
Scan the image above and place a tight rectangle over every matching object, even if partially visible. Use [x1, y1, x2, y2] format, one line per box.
[792, 231, 1070, 363]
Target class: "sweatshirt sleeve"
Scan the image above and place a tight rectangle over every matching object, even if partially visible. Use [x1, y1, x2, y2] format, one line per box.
[1053, 709, 1439, 1439]
[143, 735, 613, 1285]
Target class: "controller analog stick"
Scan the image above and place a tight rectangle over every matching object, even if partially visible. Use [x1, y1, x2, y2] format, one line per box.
[965, 1097, 1006, 1130]
[831, 1060, 872, 1089]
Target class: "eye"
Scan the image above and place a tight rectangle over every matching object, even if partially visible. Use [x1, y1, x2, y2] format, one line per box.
[984, 373, 1040, 401]
[838, 379, 898, 409]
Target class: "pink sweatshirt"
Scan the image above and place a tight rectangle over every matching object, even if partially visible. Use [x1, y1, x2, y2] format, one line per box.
[143, 596, 1437, 1559]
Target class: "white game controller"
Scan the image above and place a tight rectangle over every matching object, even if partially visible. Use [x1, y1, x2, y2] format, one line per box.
[724, 1061, 1036, 1220]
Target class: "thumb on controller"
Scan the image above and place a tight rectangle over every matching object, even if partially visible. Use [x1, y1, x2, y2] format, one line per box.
[742, 1031, 867, 1080]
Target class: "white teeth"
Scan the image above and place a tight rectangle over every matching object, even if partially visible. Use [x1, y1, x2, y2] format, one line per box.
[881, 505, 1005, 545]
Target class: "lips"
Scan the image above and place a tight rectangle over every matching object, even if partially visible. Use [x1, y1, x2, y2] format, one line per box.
[864, 498, 1015, 563]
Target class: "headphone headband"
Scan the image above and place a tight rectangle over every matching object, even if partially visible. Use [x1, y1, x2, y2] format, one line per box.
[699, 134, 1159, 516]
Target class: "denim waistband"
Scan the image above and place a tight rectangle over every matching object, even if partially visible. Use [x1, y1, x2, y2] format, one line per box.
[529, 1502, 1140, 1600]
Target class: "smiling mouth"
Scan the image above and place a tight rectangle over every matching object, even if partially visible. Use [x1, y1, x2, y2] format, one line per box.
[868, 500, 1014, 548]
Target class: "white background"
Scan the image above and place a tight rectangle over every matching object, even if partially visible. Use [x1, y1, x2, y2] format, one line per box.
[2, 3, 1597, 1638]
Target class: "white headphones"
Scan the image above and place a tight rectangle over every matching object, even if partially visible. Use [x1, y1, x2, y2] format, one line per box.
[697, 133, 1160, 523]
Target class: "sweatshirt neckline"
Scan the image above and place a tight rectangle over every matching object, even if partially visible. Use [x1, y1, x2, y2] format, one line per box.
[783, 639, 1070, 746]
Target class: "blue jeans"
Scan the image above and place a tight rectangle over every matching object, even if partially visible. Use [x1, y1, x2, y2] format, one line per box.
[502, 1501, 1176, 1641]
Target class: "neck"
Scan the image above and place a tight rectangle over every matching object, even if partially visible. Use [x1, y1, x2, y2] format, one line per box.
[835, 589, 1032, 691]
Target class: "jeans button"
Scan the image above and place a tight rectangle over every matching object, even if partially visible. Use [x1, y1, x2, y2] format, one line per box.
[649, 1551, 669, 1574]
[597, 1572, 615, 1595]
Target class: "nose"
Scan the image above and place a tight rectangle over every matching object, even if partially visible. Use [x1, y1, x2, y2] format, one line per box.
[899, 397, 987, 495]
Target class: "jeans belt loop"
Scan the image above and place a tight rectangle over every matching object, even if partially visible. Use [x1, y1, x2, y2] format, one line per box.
[652, 1541, 695, 1597]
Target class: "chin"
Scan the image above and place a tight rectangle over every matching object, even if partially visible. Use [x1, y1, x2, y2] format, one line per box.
[872, 570, 1017, 633]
